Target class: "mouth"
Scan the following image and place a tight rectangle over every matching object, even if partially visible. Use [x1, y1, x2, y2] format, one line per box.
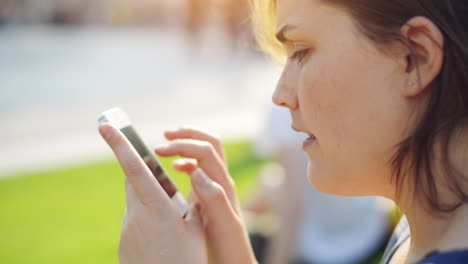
[292, 126, 317, 149]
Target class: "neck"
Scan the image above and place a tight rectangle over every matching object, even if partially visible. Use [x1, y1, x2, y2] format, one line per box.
[395, 124, 468, 263]
[398, 195, 468, 263]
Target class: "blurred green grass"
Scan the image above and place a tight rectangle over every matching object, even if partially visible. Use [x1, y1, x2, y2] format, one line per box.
[0, 139, 385, 264]
[0, 139, 267, 264]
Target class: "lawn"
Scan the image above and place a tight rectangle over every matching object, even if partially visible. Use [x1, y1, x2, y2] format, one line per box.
[0, 140, 266, 264]
[0, 139, 384, 264]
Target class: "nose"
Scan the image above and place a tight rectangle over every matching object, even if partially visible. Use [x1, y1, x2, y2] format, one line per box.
[272, 64, 299, 109]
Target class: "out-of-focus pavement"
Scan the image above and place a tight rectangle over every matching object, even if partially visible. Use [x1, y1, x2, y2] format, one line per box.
[0, 25, 281, 177]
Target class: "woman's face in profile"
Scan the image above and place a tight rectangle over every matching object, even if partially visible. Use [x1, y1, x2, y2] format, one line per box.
[273, 0, 413, 197]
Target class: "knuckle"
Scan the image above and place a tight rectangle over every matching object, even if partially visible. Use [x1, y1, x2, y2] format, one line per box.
[123, 159, 142, 176]
[201, 143, 215, 156]
[207, 183, 228, 203]
[211, 133, 221, 144]
[213, 141, 223, 154]
[187, 129, 198, 138]
[139, 195, 158, 207]
[229, 214, 244, 229]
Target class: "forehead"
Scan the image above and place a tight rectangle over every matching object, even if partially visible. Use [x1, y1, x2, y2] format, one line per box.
[275, 0, 346, 30]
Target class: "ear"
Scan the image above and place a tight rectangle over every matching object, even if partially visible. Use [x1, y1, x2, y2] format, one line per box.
[399, 16, 444, 97]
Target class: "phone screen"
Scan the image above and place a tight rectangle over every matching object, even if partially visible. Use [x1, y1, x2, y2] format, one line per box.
[120, 125, 178, 198]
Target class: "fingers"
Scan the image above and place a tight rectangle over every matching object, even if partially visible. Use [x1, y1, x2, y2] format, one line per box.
[99, 123, 172, 209]
[164, 127, 226, 163]
[185, 202, 203, 230]
[191, 169, 240, 230]
[172, 158, 198, 174]
[156, 139, 236, 203]
[190, 169, 256, 263]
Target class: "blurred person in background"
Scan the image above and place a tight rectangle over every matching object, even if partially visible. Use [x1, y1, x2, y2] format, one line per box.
[246, 104, 391, 264]
[0, 0, 9, 24]
[185, 0, 208, 51]
[0, 0, 19, 24]
[220, 0, 250, 52]
[50, 1, 88, 25]
[138, 1, 165, 26]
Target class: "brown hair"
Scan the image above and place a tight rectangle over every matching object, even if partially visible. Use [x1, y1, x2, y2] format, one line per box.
[251, 0, 468, 213]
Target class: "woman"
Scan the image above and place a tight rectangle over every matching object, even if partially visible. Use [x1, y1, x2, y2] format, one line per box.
[98, 0, 468, 263]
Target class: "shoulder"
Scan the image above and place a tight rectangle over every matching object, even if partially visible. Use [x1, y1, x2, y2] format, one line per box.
[416, 250, 468, 264]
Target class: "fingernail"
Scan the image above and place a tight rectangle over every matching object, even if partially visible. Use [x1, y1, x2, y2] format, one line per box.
[193, 169, 211, 188]
[173, 159, 187, 167]
[165, 128, 181, 134]
[155, 144, 168, 151]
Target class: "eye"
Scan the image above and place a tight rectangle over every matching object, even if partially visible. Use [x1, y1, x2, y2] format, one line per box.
[289, 49, 310, 65]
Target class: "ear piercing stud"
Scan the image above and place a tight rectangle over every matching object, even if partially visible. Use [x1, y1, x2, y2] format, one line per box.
[407, 80, 415, 86]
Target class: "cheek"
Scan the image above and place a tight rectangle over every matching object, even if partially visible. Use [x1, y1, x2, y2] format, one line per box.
[298, 54, 349, 156]
[297, 49, 398, 196]
[299, 62, 352, 193]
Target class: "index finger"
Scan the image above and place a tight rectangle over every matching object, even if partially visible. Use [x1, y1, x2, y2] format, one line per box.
[99, 123, 173, 209]
[164, 126, 226, 163]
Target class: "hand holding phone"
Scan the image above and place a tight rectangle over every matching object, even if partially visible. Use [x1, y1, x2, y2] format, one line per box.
[98, 107, 188, 217]
[98, 109, 256, 264]
[97, 120, 208, 264]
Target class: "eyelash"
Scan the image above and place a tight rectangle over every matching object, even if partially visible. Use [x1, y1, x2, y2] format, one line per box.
[289, 49, 310, 64]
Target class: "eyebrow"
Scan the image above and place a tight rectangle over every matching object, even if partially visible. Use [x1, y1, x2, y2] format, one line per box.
[276, 25, 298, 43]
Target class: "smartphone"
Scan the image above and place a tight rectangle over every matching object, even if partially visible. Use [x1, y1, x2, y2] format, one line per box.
[98, 107, 188, 217]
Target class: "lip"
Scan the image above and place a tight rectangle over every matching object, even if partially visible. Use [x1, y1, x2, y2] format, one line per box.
[302, 135, 317, 150]
[292, 125, 317, 149]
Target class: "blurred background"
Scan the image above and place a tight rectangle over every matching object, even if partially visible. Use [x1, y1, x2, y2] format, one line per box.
[0, 0, 281, 176]
[0, 1, 397, 264]
[0, 0, 281, 263]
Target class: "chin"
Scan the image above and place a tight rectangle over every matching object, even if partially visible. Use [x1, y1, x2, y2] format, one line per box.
[307, 162, 336, 194]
